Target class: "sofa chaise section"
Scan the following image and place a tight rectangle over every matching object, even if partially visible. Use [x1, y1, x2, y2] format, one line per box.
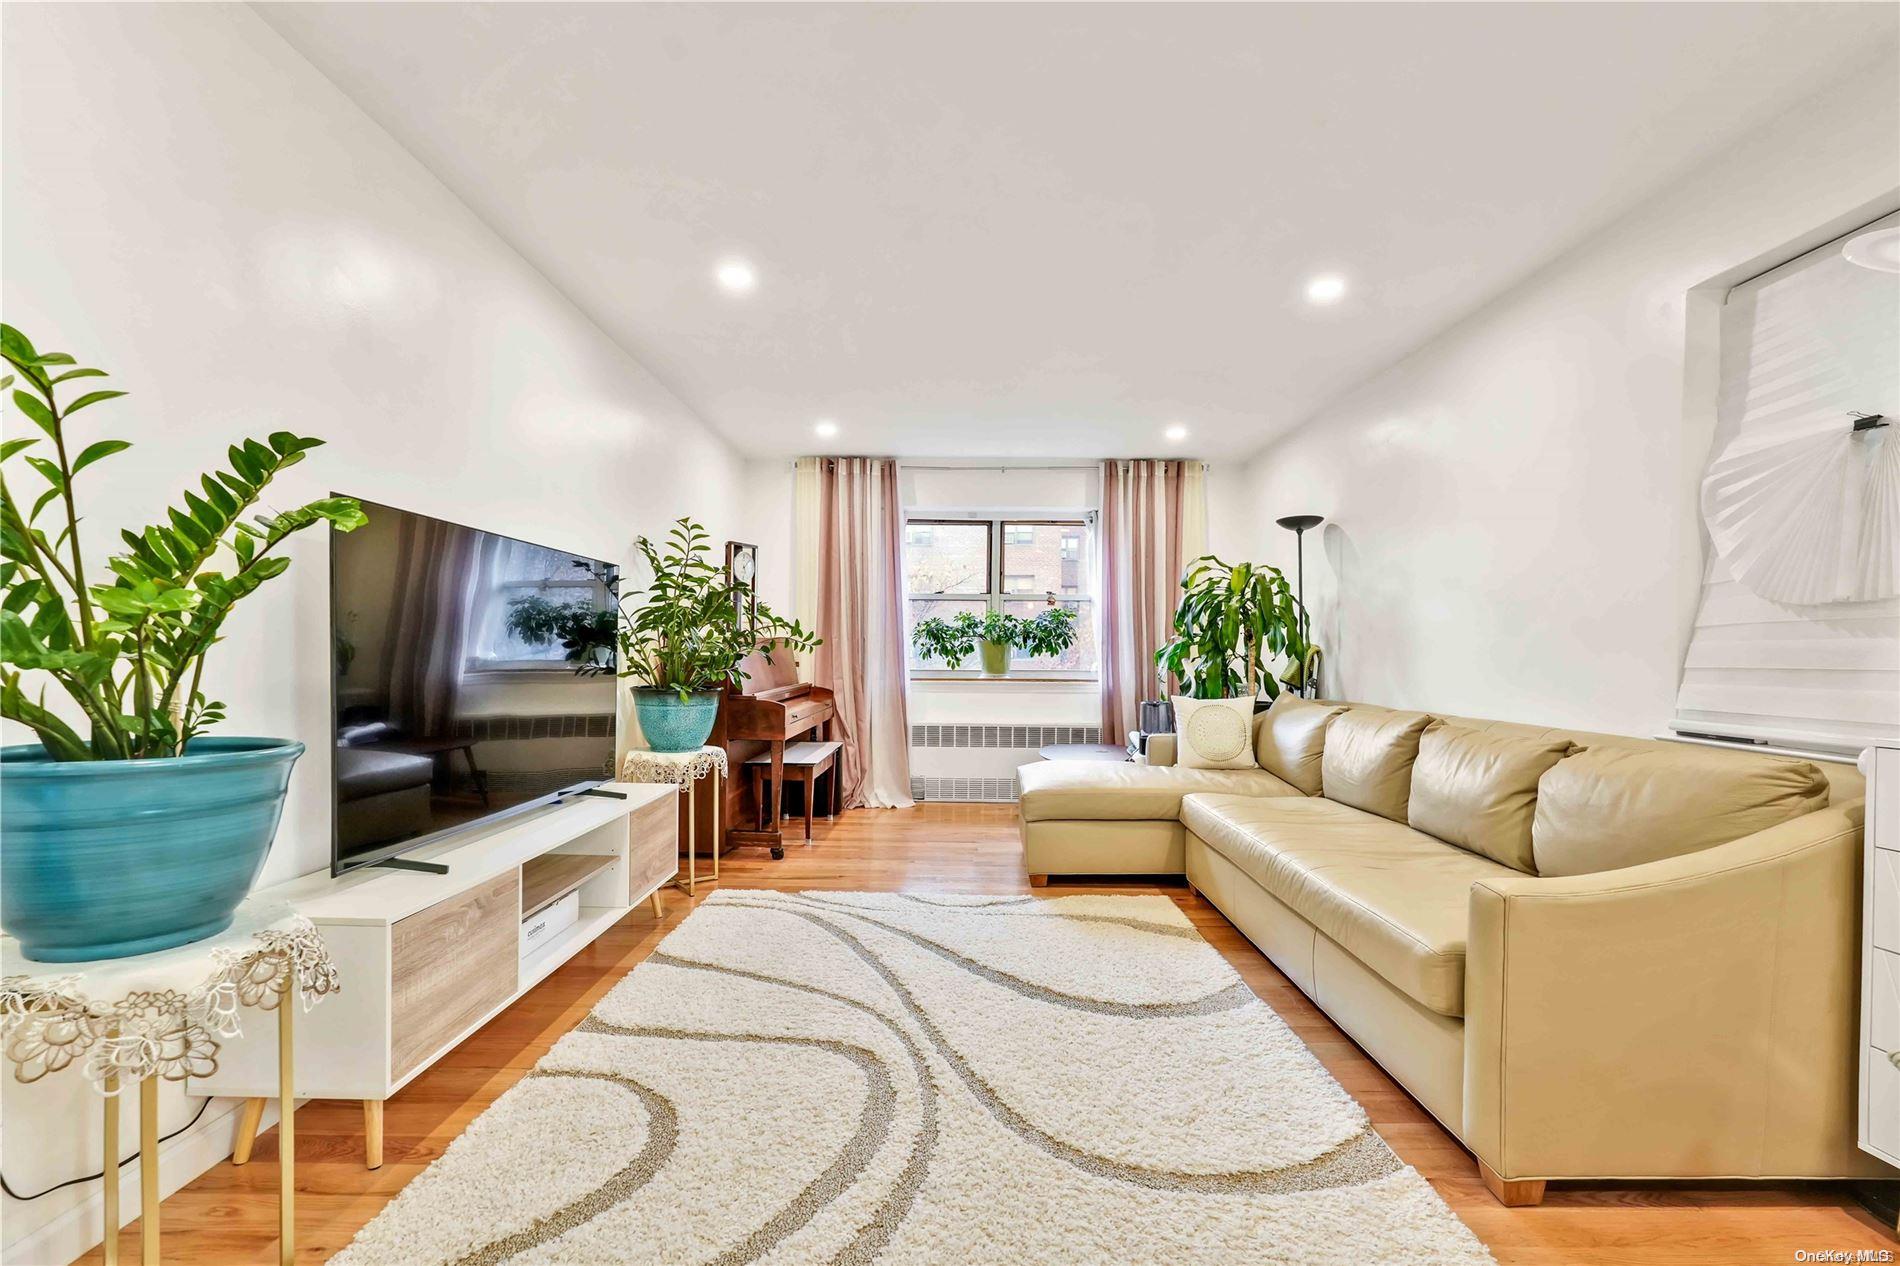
[1017, 757, 1298, 883]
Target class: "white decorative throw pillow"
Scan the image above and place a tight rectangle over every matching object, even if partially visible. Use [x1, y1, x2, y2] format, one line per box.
[1170, 696, 1259, 770]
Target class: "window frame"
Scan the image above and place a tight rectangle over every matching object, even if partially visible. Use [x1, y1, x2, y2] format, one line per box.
[466, 573, 615, 675]
[904, 511, 1098, 681]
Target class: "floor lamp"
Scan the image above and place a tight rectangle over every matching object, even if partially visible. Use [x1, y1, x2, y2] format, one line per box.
[1275, 514, 1324, 698]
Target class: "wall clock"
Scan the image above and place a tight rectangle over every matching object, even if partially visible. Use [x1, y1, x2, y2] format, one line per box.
[725, 540, 759, 632]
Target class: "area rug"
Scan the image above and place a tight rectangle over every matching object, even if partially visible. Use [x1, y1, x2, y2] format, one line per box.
[334, 891, 1494, 1265]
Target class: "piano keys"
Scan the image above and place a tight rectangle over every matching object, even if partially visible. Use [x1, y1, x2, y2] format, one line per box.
[711, 643, 837, 858]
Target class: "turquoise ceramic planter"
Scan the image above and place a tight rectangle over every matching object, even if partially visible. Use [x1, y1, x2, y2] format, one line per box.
[633, 688, 721, 753]
[1, 737, 304, 962]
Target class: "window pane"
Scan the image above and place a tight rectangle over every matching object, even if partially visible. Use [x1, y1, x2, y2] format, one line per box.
[904, 521, 991, 595]
[906, 597, 988, 669]
[1006, 598, 1096, 673]
[1001, 522, 1089, 597]
[470, 542, 615, 667]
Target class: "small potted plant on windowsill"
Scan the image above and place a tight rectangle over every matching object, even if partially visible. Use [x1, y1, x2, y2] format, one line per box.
[506, 590, 618, 675]
[911, 603, 1079, 677]
[617, 519, 818, 751]
[0, 324, 367, 962]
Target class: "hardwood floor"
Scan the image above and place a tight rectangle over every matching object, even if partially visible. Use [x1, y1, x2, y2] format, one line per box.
[80, 803, 1893, 1264]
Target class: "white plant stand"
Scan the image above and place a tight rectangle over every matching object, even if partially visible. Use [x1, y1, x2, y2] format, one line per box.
[1, 902, 337, 1265]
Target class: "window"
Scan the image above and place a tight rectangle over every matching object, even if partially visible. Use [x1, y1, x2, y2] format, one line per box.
[1668, 211, 1900, 755]
[904, 516, 1097, 676]
[468, 540, 617, 672]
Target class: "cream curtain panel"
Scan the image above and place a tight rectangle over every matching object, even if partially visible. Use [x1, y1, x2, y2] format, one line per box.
[1099, 459, 1206, 746]
[1670, 214, 1899, 756]
[797, 457, 915, 809]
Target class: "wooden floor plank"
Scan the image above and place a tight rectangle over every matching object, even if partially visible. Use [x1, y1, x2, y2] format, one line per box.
[72, 803, 1895, 1264]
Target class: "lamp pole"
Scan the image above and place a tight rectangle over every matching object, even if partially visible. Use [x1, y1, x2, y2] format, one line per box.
[1274, 515, 1324, 697]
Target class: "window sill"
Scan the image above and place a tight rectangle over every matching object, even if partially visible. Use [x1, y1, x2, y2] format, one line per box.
[909, 673, 1099, 685]
[463, 664, 605, 681]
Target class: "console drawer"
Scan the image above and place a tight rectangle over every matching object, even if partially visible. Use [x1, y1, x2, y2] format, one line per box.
[1875, 949, 1900, 1055]
[627, 793, 678, 899]
[1876, 850, 1900, 956]
[390, 870, 518, 1083]
[1870, 1046, 1900, 1161]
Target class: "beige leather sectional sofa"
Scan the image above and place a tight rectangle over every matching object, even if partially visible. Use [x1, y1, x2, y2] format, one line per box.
[1016, 695, 1889, 1204]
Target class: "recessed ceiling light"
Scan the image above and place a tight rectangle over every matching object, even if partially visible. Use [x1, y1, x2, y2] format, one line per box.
[1843, 226, 1900, 273]
[813, 418, 840, 439]
[1164, 422, 1189, 442]
[1304, 274, 1348, 305]
[715, 259, 757, 293]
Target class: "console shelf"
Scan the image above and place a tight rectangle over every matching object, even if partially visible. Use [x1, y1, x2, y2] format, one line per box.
[522, 852, 619, 918]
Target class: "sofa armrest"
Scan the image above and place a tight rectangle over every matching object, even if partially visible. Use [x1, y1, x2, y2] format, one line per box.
[1144, 733, 1177, 766]
[1462, 800, 1881, 1181]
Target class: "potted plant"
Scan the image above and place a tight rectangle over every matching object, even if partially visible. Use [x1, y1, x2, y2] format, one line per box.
[1155, 555, 1312, 703]
[910, 603, 1080, 676]
[0, 325, 366, 961]
[506, 591, 617, 674]
[617, 518, 818, 751]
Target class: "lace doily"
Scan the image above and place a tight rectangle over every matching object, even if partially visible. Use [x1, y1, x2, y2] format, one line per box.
[620, 745, 728, 786]
[0, 910, 338, 1094]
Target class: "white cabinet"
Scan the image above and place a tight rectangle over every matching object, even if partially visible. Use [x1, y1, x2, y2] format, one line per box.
[194, 782, 676, 1167]
[1862, 741, 1900, 1168]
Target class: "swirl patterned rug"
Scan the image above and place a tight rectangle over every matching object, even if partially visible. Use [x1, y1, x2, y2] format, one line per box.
[334, 891, 1494, 1265]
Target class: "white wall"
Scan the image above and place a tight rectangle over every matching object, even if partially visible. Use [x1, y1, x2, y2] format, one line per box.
[1237, 64, 1900, 738]
[741, 458, 799, 617]
[1, 5, 751, 1259]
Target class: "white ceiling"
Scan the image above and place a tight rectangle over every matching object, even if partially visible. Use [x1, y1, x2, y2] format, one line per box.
[261, 2, 1897, 461]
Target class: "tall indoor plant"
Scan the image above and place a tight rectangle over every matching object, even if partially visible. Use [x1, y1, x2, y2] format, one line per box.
[617, 518, 818, 751]
[910, 604, 1079, 676]
[1155, 554, 1312, 702]
[0, 324, 367, 961]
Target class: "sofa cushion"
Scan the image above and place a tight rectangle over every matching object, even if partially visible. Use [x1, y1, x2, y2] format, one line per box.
[335, 745, 436, 802]
[1171, 695, 1259, 770]
[1407, 723, 1571, 873]
[1182, 793, 1514, 1016]
[1253, 695, 1346, 794]
[1531, 744, 1830, 877]
[1017, 759, 1298, 823]
[1319, 707, 1433, 823]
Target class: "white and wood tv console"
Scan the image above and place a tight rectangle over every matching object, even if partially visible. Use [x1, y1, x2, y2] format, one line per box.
[196, 781, 676, 1168]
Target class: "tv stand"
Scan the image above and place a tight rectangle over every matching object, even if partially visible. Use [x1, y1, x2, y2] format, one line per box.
[369, 856, 450, 875]
[196, 782, 678, 1169]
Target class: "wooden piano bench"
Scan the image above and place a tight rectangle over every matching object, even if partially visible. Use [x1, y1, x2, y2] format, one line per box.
[746, 740, 843, 848]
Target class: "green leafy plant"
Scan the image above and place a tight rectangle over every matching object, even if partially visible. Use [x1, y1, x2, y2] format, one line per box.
[1155, 554, 1311, 700]
[505, 591, 617, 674]
[910, 604, 1080, 670]
[1015, 605, 1080, 659]
[617, 518, 818, 699]
[0, 324, 368, 760]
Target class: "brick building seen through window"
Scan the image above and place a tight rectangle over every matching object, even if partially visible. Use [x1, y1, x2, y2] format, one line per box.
[903, 518, 1096, 675]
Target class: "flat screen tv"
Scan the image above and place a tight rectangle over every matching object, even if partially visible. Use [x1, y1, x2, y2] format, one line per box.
[330, 499, 619, 875]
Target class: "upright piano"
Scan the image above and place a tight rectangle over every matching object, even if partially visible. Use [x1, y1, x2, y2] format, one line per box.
[710, 645, 836, 857]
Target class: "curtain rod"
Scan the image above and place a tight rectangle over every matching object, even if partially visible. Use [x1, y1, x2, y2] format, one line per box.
[787, 458, 1208, 471]
[885, 460, 1207, 472]
[900, 462, 1101, 472]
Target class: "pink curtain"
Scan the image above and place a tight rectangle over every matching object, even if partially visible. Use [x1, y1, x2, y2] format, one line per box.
[381, 516, 487, 738]
[813, 458, 914, 808]
[1100, 459, 1190, 746]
